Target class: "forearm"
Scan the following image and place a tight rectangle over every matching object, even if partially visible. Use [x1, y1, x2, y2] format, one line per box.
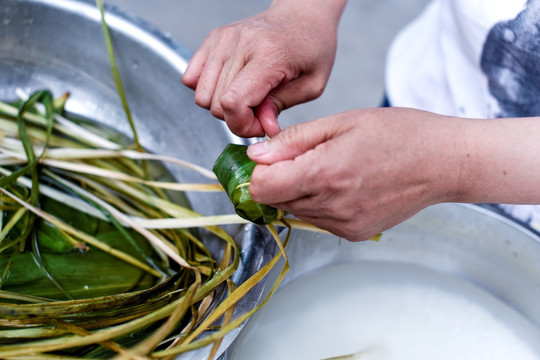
[456, 116, 540, 205]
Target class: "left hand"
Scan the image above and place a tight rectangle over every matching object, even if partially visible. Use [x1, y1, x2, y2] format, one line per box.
[182, 1, 345, 138]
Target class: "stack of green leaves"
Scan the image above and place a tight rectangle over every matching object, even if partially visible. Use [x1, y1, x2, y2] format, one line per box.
[0, 88, 251, 359]
[0, 82, 301, 358]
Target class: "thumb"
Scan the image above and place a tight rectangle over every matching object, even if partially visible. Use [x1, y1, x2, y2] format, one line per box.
[253, 75, 327, 137]
[247, 118, 334, 164]
[254, 97, 281, 138]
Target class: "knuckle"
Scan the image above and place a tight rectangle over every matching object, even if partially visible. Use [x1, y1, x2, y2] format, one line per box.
[278, 124, 304, 148]
[208, 26, 227, 40]
[335, 206, 356, 221]
[275, 122, 318, 159]
[220, 92, 237, 112]
[307, 76, 327, 100]
[267, 93, 288, 113]
[225, 117, 260, 137]
[210, 101, 224, 119]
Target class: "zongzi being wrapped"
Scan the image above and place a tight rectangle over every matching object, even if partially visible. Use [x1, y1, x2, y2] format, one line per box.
[213, 144, 279, 225]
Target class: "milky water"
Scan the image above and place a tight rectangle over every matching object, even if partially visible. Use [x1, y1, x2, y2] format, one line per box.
[230, 262, 540, 360]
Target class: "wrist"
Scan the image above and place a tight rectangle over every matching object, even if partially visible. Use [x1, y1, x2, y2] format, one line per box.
[269, 0, 347, 28]
[412, 113, 472, 206]
[449, 116, 540, 205]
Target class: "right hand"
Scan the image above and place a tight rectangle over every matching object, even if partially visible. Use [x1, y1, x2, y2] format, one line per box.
[247, 107, 540, 241]
[182, 1, 346, 137]
[246, 107, 467, 241]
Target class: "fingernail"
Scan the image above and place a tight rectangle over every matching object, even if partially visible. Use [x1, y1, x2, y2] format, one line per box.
[248, 141, 269, 158]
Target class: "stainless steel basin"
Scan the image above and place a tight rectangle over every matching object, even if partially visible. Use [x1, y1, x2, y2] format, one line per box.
[224, 203, 540, 358]
[0, 0, 235, 194]
[3, 1, 540, 359]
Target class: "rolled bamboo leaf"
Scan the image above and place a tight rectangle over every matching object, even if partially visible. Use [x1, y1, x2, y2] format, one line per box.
[213, 144, 278, 224]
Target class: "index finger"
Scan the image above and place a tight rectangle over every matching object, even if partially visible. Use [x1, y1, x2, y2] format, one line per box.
[182, 48, 207, 90]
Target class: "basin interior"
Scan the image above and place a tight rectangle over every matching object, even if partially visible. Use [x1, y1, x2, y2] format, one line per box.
[227, 203, 540, 359]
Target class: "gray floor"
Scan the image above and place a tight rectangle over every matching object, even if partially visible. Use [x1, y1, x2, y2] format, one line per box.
[107, 0, 431, 128]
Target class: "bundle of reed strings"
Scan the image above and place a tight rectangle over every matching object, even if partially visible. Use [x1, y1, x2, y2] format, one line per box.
[0, 85, 298, 359]
[0, 1, 321, 358]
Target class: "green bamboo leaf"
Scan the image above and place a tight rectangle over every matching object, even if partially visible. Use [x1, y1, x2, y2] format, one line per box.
[35, 223, 88, 254]
[213, 144, 278, 224]
[41, 197, 98, 236]
[0, 258, 10, 290]
[31, 233, 73, 300]
[0, 242, 157, 300]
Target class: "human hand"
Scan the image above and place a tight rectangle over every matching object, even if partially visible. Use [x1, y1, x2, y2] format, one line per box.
[182, 1, 346, 137]
[246, 108, 466, 241]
